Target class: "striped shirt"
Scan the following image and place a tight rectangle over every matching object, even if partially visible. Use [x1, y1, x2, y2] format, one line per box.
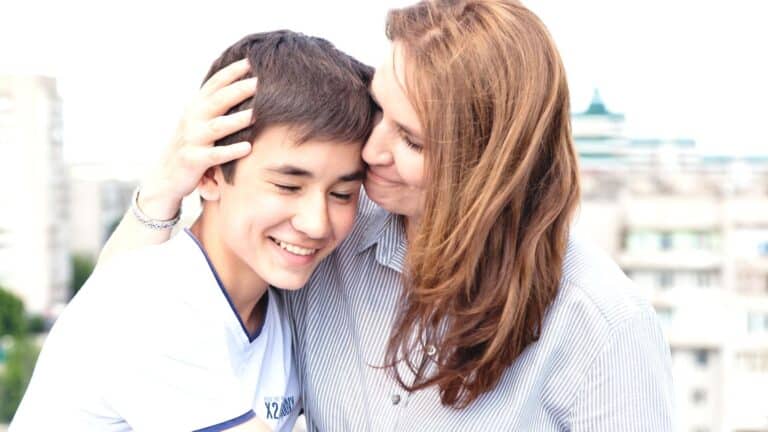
[285, 193, 674, 431]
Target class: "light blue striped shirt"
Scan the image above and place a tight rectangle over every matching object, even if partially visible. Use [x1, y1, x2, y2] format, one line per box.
[286, 193, 674, 431]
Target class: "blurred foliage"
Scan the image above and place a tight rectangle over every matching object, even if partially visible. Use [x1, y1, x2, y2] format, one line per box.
[0, 286, 26, 337]
[0, 286, 40, 422]
[26, 314, 46, 334]
[70, 253, 96, 296]
[0, 335, 39, 422]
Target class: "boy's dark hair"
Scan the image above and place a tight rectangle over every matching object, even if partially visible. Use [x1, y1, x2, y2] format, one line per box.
[203, 30, 377, 182]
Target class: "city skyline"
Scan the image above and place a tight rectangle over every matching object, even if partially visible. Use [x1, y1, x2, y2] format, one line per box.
[1, 0, 767, 167]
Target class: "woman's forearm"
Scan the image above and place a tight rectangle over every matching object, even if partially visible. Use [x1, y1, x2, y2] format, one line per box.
[97, 184, 181, 264]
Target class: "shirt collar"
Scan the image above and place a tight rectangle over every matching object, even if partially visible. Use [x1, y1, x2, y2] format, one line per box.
[181, 228, 268, 343]
[356, 204, 408, 273]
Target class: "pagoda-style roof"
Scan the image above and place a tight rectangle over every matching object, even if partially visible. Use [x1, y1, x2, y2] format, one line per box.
[574, 89, 625, 120]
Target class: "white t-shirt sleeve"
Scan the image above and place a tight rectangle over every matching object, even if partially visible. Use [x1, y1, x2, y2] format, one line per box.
[12, 252, 257, 432]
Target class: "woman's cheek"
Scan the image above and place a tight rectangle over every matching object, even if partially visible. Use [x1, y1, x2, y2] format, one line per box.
[396, 147, 426, 188]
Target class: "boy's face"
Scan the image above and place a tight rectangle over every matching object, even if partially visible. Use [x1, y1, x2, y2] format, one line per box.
[204, 125, 364, 290]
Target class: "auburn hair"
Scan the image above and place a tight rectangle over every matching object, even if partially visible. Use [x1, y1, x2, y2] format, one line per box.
[384, 0, 581, 408]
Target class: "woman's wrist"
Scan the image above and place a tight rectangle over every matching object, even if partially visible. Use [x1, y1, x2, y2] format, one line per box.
[135, 180, 183, 221]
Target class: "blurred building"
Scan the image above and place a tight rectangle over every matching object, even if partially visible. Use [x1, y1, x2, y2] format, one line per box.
[0, 76, 70, 315]
[68, 159, 205, 259]
[68, 163, 137, 260]
[574, 91, 768, 432]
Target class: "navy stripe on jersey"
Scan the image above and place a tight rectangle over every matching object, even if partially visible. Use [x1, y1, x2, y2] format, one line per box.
[184, 228, 268, 342]
[193, 410, 256, 432]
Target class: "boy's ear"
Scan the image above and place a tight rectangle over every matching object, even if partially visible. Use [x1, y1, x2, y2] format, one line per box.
[198, 167, 222, 202]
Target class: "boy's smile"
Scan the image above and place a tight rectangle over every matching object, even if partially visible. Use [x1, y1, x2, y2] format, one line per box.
[193, 125, 364, 301]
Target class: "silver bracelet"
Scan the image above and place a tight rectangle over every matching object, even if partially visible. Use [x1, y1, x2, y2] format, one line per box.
[130, 187, 181, 230]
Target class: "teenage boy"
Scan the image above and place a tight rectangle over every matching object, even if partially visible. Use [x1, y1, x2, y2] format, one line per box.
[11, 31, 376, 432]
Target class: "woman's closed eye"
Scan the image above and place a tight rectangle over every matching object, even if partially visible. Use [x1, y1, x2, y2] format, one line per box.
[397, 127, 423, 153]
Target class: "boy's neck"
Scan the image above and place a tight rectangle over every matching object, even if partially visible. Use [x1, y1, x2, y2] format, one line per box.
[189, 217, 269, 335]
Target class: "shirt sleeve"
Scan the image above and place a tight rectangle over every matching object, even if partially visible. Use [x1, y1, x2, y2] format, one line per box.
[569, 305, 675, 431]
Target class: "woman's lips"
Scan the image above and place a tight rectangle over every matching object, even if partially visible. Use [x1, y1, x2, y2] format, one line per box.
[366, 168, 401, 185]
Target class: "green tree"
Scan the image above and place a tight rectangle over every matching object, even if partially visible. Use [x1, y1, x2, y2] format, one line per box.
[0, 336, 39, 422]
[25, 314, 46, 334]
[105, 217, 121, 240]
[70, 253, 96, 296]
[0, 286, 26, 337]
[0, 286, 40, 422]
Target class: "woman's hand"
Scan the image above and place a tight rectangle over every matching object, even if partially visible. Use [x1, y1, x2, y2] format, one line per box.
[98, 59, 257, 264]
[139, 58, 258, 219]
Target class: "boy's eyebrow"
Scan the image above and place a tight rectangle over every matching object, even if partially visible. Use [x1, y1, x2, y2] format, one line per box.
[266, 165, 365, 182]
[267, 165, 312, 177]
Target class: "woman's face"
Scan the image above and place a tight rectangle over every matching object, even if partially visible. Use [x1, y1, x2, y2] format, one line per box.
[363, 42, 426, 220]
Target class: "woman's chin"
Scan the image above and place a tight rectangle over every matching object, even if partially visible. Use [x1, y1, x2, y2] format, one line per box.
[363, 181, 423, 219]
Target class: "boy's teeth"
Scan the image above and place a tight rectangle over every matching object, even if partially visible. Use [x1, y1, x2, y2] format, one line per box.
[277, 240, 316, 256]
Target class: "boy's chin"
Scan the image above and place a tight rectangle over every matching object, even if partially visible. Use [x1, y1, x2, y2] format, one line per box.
[265, 273, 313, 291]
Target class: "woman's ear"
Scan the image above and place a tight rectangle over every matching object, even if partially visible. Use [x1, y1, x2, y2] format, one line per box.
[198, 167, 222, 202]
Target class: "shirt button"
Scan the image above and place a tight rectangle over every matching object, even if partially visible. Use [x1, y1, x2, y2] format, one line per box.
[425, 344, 437, 356]
[392, 394, 401, 405]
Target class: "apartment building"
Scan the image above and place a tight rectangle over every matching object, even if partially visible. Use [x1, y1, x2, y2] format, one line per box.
[0, 76, 69, 315]
[574, 91, 768, 432]
[68, 163, 137, 259]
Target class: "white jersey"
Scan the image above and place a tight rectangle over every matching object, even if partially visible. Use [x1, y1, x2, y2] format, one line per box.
[11, 230, 300, 432]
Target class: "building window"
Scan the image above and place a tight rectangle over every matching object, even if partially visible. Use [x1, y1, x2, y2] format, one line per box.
[691, 388, 707, 404]
[696, 271, 716, 288]
[657, 271, 674, 289]
[660, 232, 673, 250]
[694, 231, 717, 251]
[736, 351, 768, 372]
[748, 312, 768, 334]
[694, 349, 709, 367]
[759, 242, 768, 256]
[656, 307, 674, 327]
[625, 230, 658, 252]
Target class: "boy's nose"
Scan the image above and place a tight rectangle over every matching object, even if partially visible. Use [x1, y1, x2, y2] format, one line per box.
[291, 194, 332, 240]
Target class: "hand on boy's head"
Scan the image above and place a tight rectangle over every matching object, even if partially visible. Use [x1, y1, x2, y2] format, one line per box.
[139, 59, 258, 214]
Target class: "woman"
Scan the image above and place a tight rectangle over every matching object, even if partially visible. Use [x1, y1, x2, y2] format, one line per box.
[101, 0, 674, 430]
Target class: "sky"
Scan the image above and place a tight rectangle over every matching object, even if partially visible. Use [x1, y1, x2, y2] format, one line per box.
[1, 0, 767, 167]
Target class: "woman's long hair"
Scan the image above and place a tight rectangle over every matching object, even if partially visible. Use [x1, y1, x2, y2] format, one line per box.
[384, 0, 581, 408]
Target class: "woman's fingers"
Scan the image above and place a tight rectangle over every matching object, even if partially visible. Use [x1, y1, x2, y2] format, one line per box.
[183, 142, 252, 172]
[194, 109, 254, 144]
[206, 141, 252, 165]
[200, 58, 251, 96]
[144, 59, 256, 203]
[204, 77, 258, 118]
